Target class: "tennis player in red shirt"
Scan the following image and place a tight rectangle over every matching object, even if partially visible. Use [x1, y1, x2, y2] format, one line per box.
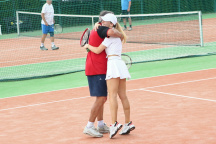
[83, 11, 123, 137]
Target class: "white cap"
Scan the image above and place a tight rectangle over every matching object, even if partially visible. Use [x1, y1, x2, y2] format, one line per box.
[101, 13, 117, 25]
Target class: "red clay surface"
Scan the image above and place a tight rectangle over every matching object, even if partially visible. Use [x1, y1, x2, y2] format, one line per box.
[0, 69, 216, 144]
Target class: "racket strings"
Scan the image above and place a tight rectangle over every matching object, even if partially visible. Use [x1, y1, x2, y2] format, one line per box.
[121, 54, 132, 69]
[81, 30, 90, 46]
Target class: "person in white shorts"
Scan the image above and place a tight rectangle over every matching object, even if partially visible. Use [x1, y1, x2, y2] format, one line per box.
[84, 13, 135, 139]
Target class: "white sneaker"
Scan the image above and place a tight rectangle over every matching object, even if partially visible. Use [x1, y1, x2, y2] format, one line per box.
[123, 27, 127, 31]
[128, 27, 132, 31]
[83, 126, 103, 137]
[51, 45, 59, 50]
[119, 121, 135, 135]
[109, 121, 123, 139]
[97, 123, 109, 134]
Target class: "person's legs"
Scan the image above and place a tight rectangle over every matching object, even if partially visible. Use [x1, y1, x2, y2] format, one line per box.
[49, 25, 59, 50]
[128, 18, 132, 26]
[84, 97, 106, 137]
[122, 10, 127, 30]
[50, 36, 54, 43]
[97, 100, 106, 121]
[118, 78, 135, 135]
[40, 24, 48, 50]
[123, 18, 127, 29]
[118, 79, 130, 123]
[107, 78, 120, 124]
[128, 17, 132, 30]
[107, 77, 123, 138]
[40, 34, 48, 50]
[41, 34, 47, 44]
[89, 97, 106, 122]
[95, 98, 110, 134]
[84, 75, 108, 137]
[128, 12, 132, 31]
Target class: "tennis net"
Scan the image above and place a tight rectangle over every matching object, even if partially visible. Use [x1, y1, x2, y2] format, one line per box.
[17, 11, 203, 46]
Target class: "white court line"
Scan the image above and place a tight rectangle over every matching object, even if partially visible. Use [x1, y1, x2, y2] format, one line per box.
[142, 89, 216, 102]
[0, 96, 90, 112]
[1, 68, 215, 100]
[142, 77, 216, 90]
[0, 88, 142, 111]
[1, 76, 216, 112]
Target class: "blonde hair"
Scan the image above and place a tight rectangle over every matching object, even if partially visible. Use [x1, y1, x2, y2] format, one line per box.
[115, 23, 127, 44]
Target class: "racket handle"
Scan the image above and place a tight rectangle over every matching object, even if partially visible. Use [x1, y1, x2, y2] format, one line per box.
[86, 48, 90, 52]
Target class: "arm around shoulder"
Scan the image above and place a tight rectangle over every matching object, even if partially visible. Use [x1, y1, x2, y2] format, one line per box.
[107, 29, 122, 39]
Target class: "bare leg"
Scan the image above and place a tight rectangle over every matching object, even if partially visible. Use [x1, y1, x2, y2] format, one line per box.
[128, 18, 132, 26]
[97, 105, 105, 121]
[41, 34, 47, 43]
[89, 97, 107, 122]
[123, 18, 127, 26]
[118, 78, 130, 123]
[50, 36, 54, 43]
[107, 78, 120, 124]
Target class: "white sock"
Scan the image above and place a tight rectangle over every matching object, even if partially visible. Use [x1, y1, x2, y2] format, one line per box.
[98, 120, 104, 128]
[51, 42, 55, 47]
[87, 121, 94, 128]
[41, 43, 44, 47]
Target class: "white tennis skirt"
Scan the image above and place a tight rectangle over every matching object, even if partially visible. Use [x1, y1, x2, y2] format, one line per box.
[106, 56, 131, 80]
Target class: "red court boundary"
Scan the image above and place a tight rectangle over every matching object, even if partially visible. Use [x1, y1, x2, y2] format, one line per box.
[0, 69, 216, 144]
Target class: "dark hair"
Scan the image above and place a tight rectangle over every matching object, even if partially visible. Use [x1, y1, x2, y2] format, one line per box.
[98, 10, 114, 22]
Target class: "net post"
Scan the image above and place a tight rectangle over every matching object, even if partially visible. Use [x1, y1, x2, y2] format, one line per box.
[16, 11, 20, 36]
[198, 11, 204, 47]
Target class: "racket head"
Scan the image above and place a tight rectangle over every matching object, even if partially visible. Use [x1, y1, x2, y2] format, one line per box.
[54, 24, 63, 33]
[121, 54, 132, 69]
[80, 28, 90, 47]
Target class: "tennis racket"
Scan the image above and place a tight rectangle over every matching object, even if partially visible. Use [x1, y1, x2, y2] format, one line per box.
[80, 28, 91, 52]
[121, 54, 132, 69]
[54, 24, 63, 33]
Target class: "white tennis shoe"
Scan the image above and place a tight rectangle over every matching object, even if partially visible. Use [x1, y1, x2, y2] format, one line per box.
[83, 126, 103, 137]
[97, 123, 109, 133]
[51, 45, 59, 50]
[109, 121, 122, 139]
[119, 121, 135, 135]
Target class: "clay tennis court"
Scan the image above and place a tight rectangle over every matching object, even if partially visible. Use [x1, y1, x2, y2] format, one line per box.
[0, 17, 216, 143]
[0, 69, 216, 143]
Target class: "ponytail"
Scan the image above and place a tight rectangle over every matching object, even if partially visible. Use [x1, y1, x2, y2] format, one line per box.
[115, 23, 127, 44]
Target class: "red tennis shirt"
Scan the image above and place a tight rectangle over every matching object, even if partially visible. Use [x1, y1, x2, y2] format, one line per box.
[85, 26, 110, 76]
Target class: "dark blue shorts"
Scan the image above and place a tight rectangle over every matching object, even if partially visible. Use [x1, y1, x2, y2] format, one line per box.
[41, 24, 54, 35]
[87, 75, 107, 97]
[122, 10, 131, 18]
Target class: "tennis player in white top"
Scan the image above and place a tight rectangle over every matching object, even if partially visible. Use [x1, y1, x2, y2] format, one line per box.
[84, 13, 135, 139]
[40, 0, 59, 50]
